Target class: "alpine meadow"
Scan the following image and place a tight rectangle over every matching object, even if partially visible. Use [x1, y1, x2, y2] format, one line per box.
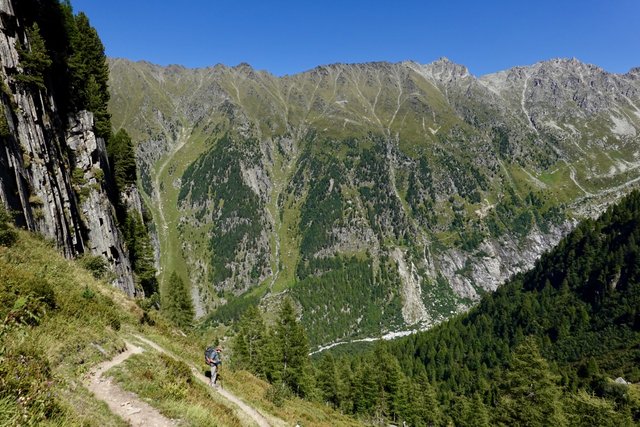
[1, 0, 640, 426]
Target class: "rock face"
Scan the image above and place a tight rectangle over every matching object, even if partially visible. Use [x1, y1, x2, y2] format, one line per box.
[0, 0, 136, 295]
[109, 56, 640, 346]
[66, 112, 135, 295]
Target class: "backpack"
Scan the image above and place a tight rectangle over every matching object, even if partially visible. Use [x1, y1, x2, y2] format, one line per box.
[204, 347, 216, 365]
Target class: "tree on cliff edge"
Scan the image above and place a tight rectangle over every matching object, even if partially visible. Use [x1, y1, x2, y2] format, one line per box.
[15, 23, 52, 90]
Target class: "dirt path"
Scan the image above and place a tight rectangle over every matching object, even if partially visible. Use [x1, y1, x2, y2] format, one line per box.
[84, 340, 178, 427]
[133, 335, 277, 427]
[85, 336, 280, 427]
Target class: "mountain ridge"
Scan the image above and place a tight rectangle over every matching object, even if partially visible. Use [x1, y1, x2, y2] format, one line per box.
[109, 54, 640, 346]
[109, 56, 639, 79]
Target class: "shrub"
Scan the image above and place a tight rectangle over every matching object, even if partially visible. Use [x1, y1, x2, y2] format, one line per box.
[0, 104, 11, 138]
[265, 382, 292, 407]
[78, 254, 107, 279]
[107, 311, 121, 331]
[0, 205, 17, 247]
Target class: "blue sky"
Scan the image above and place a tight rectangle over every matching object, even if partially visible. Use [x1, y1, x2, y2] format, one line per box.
[71, 0, 639, 76]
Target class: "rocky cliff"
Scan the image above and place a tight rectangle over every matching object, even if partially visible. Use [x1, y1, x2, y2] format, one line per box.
[109, 56, 640, 346]
[0, 0, 137, 295]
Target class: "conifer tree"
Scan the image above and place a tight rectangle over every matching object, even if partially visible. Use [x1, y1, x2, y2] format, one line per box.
[162, 272, 194, 328]
[404, 372, 443, 427]
[566, 390, 633, 427]
[67, 12, 111, 138]
[233, 305, 266, 377]
[352, 360, 379, 415]
[495, 338, 567, 426]
[267, 298, 312, 397]
[123, 212, 158, 296]
[456, 393, 490, 427]
[377, 345, 407, 422]
[316, 353, 340, 408]
[15, 23, 52, 89]
[107, 129, 137, 190]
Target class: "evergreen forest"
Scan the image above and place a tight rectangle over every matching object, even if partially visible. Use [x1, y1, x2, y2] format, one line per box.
[233, 191, 640, 426]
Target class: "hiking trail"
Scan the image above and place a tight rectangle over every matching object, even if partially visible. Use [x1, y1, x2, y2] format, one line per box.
[85, 336, 281, 427]
[84, 340, 177, 427]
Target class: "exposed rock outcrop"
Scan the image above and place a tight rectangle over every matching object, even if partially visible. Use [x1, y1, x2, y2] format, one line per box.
[66, 112, 135, 294]
[0, 0, 137, 295]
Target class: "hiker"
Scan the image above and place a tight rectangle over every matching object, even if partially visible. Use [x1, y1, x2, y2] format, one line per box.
[205, 346, 222, 387]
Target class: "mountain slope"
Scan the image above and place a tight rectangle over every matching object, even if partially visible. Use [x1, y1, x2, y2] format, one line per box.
[321, 190, 640, 426]
[108, 57, 640, 346]
[0, 221, 360, 426]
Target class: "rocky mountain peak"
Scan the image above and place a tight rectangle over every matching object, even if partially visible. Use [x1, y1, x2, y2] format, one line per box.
[232, 62, 254, 73]
[406, 57, 472, 85]
[423, 57, 471, 81]
[627, 67, 640, 80]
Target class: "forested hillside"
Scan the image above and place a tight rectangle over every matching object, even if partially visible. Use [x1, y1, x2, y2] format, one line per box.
[109, 56, 640, 347]
[312, 190, 640, 425]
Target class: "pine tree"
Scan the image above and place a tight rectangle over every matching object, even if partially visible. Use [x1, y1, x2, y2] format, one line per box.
[566, 390, 633, 427]
[455, 393, 490, 427]
[352, 360, 379, 415]
[123, 212, 158, 297]
[377, 345, 407, 422]
[316, 353, 340, 408]
[233, 306, 266, 377]
[67, 12, 111, 138]
[495, 338, 567, 426]
[404, 372, 443, 427]
[162, 272, 194, 328]
[15, 23, 52, 89]
[267, 298, 312, 397]
[107, 129, 137, 191]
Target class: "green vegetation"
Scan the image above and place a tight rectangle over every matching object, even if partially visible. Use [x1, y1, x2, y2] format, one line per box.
[233, 298, 312, 398]
[15, 1, 110, 136]
[232, 305, 267, 377]
[11, 0, 158, 304]
[162, 271, 194, 328]
[204, 290, 263, 326]
[107, 52, 640, 350]
[292, 256, 403, 347]
[0, 219, 358, 426]
[0, 103, 11, 138]
[108, 351, 243, 426]
[107, 129, 137, 191]
[178, 134, 268, 287]
[319, 190, 640, 425]
[122, 210, 158, 296]
[0, 205, 17, 247]
[0, 228, 133, 426]
[297, 156, 346, 264]
[65, 10, 111, 138]
[78, 253, 108, 279]
[15, 24, 52, 90]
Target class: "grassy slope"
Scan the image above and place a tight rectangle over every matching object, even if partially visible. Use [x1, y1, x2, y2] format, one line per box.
[0, 229, 361, 426]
